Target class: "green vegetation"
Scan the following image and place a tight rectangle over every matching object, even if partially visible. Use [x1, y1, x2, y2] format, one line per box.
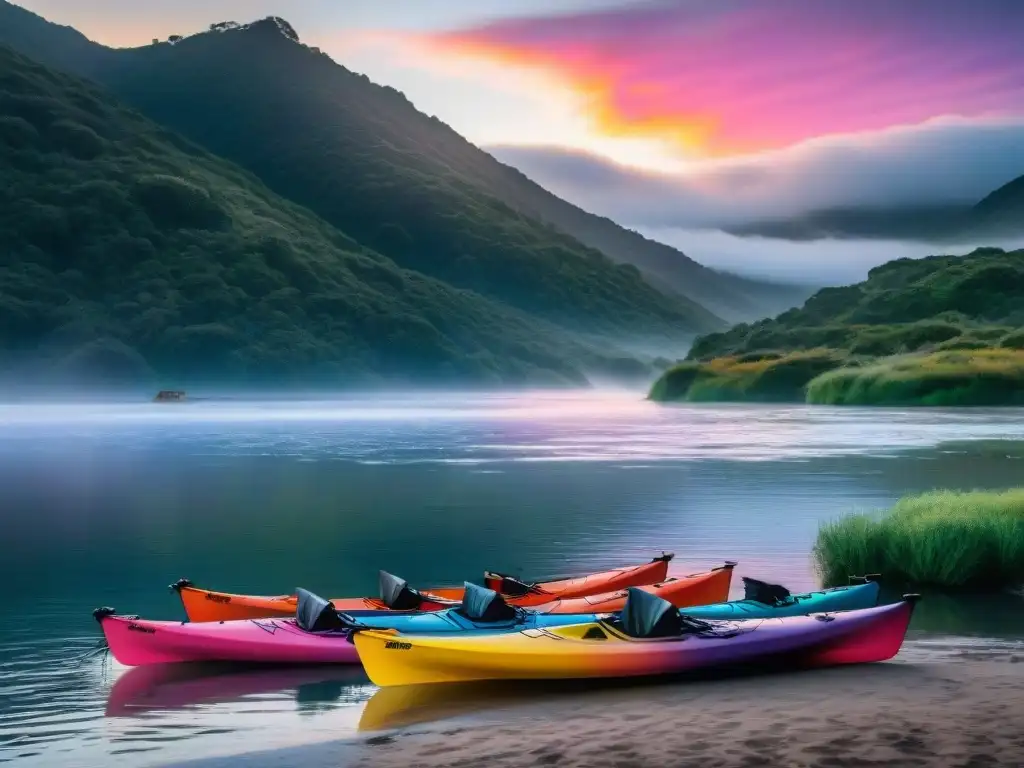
[650, 247, 1024, 405]
[0, 9, 721, 336]
[649, 349, 849, 403]
[0, 45, 638, 387]
[813, 490, 1024, 590]
[0, 1, 811, 325]
[688, 247, 1024, 362]
[806, 349, 1024, 406]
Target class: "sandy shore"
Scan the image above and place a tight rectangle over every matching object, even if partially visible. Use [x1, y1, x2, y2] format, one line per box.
[173, 654, 1024, 768]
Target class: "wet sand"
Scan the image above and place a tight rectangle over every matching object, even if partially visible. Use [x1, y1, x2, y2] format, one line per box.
[173, 654, 1024, 768]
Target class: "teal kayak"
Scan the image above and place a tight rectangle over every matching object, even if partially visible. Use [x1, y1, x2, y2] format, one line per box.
[683, 577, 880, 620]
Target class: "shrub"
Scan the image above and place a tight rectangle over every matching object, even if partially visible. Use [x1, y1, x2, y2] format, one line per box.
[806, 349, 1024, 406]
[48, 118, 104, 159]
[1000, 329, 1024, 350]
[813, 489, 1024, 590]
[132, 174, 229, 230]
[650, 349, 846, 402]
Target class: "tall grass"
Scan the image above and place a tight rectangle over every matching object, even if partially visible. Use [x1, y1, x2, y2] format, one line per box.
[813, 489, 1024, 590]
[805, 349, 1024, 406]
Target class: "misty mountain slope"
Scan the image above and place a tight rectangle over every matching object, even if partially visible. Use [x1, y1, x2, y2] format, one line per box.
[974, 173, 1024, 229]
[723, 205, 974, 242]
[0, 43, 641, 387]
[0, 5, 724, 337]
[724, 172, 1024, 243]
[687, 246, 1024, 361]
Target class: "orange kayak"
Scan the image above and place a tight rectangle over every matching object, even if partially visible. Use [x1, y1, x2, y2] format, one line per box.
[171, 554, 698, 622]
[529, 562, 735, 614]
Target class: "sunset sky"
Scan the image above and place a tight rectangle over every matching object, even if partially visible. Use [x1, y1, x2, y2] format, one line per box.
[16, 0, 1024, 280]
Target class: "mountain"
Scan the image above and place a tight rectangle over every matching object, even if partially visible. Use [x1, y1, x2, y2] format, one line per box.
[973, 174, 1024, 231]
[648, 247, 1024, 406]
[687, 247, 1024, 361]
[0, 2, 805, 326]
[724, 174, 1024, 243]
[0, 44, 654, 388]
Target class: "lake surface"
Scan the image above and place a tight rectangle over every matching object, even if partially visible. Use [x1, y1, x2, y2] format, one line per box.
[2, 391, 1024, 766]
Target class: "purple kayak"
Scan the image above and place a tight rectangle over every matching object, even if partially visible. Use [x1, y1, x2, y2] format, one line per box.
[352, 589, 920, 687]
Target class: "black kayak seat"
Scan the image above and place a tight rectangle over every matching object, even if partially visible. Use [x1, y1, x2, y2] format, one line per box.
[742, 577, 793, 606]
[495, 575, 533, 597]
[295, 588, 346, 632]
[458, 581, 517, 622]
[619, 587, 682, 638]
[379, 570, 424, 610]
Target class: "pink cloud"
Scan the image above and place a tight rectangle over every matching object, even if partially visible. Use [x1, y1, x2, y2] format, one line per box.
[427, 0, 1024, 156]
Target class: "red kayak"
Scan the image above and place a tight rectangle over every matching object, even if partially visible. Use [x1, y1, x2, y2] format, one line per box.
[172, 554, 683, 622]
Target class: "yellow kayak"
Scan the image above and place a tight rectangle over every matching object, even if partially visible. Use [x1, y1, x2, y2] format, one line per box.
[353, 590, 918, 687]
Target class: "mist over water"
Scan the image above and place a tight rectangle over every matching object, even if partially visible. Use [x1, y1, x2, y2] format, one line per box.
[2, 390, 1023, 766]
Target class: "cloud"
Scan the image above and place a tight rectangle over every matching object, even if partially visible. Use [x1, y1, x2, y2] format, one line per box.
[430, 0, 1024, 157]
[488, 116, 1024, 231]
[638, 228, 1024, 285]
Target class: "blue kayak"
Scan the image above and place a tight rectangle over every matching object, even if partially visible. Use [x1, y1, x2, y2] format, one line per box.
[338, 577, 880, 634]
[684, 577, 880, 620]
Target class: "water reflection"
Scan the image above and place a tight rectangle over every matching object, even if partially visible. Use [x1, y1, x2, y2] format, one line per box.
[906, 590, 1024, 639]
[106, 663, 369, 718]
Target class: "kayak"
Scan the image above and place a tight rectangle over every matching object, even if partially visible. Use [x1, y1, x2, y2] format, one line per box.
[527, 562, 734, 613]
[96, 575, 875, 668]
[339, 576, 875, 630]
[96, 611, 361, 667]
[170, 553, 679, 622]
[94, 583, 626, 667]
[684, 576, 880, 620]
[352, 589, 919, 687]
[482, 553, 674, 599]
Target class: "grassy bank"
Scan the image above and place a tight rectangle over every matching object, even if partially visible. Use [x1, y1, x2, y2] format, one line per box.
[648, 349, 847, 402]
[651, 348, 1024, 405]
[805, 349, 1024, 406]
[813, 489, 1024, 590]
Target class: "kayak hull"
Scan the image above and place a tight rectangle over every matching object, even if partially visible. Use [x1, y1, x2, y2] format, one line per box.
[171, 556, 720, 623]
[353, 598, 918, 687]
[95, 608, 603, 667]
[684, 580, 880, 620]
[98, 615, 360, 667]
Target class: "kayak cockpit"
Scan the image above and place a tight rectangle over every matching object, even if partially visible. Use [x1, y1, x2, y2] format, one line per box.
[543, 588, 734, 643]
[741, 577, 796, 607]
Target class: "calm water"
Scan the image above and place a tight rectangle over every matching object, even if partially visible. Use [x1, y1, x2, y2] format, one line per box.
[2, 391, 1024, 766]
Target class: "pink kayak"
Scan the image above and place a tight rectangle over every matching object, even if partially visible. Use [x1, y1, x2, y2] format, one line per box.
[94, 610, 359, 666]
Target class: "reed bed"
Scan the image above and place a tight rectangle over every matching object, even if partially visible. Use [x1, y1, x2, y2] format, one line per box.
[813, 489, 1024, 590]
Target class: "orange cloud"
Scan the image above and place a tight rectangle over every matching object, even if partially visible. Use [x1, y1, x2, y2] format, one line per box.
[422, 0, 1024, 158]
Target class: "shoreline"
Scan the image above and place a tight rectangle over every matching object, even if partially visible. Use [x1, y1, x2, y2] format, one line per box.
[169, 654, 1024, 768]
